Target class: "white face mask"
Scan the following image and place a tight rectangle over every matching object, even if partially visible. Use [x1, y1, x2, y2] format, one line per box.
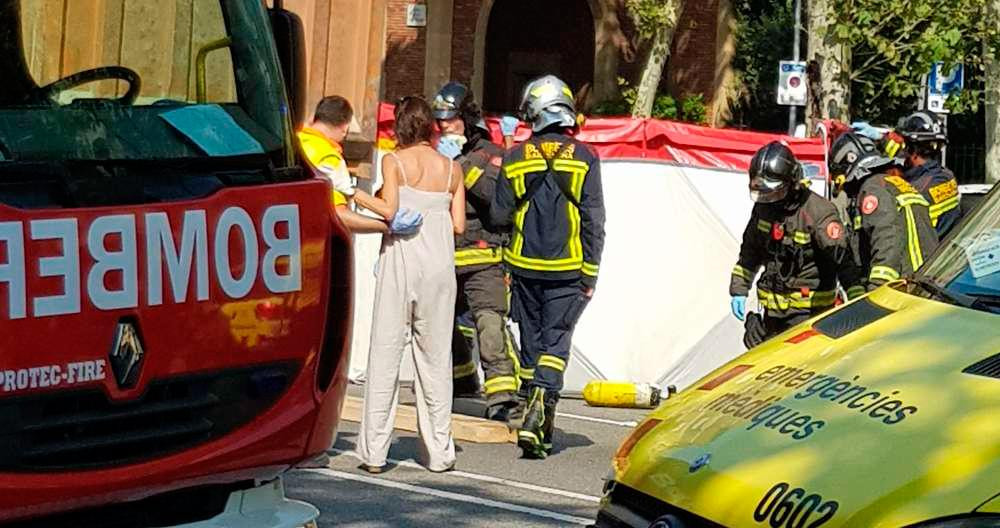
[442, 133, 467, 148]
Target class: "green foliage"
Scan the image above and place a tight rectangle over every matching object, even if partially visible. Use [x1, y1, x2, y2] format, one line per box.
[652, 94, 679, 120]
[591, 77, 637, 116]
[591, 99, 631, 116]
[830, 0, 1000, 122]
[681, 94, 707, 124]
[625, 0, 683, 40]
[728, 0, 793, 131]
[590, 79, 703, 123]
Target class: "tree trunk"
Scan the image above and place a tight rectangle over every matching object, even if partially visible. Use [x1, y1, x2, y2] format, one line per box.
[591, 0, 634, 107]
[986, 0, 1000, 184]
[806, 0, 850, 132]
[632, 2, 683, 118]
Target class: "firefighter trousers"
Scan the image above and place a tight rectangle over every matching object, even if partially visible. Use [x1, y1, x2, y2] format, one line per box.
[452, 265, 518, 406]
[510, 276, 590, 394]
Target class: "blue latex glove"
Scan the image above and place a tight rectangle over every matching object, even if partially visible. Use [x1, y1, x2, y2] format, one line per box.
[390, 208, 423, 235]
[500, 115, 519, 137]
[731, 296, 747, 321]
[851, 121, 885, 141]
[436, 136, 462, 160]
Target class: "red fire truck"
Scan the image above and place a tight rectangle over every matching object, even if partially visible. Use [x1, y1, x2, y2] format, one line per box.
[0, 1, 351, 526]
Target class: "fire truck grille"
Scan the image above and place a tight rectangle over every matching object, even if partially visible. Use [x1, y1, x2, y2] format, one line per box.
[0, 362, 299, 471]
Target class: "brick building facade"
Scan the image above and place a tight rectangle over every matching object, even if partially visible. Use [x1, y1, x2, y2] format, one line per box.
[286, 0, 735, 145]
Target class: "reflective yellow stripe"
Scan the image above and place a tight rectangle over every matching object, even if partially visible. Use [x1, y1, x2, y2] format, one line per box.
[506, 329, 521, 390]
[929, 195, 959, 223]
[484, 376, 518, 395]
[757, 289, 836, 311]
[895, 193, 930, 208]
[512, 205, 528, 255]
[565, 167, 585, 261]
[537, 354, 566, 372]
[582, 262, 600, 277]
[519, 367, 535, 380]
[453, 361, 477, 378]
[465, 166, 484, 189]
[455, 247, 502, 267]
[567, 183, 582, 260]
[757, 219, 771, 233]
[903, 205, 924, 270]
[511, 173, 526, 196]
[503, 248, 583, 272]
[853, 215, 862, 229]
[457, 324, 476, 338]
[846, 285, 866, 300]
[504, 159, 548, 177]
[793, 230, 811, 245]
[552, 159, 590, 173]
[870, 265, 900, 283]
[884, 139, 903, 158]
[732, 264, 754, 281]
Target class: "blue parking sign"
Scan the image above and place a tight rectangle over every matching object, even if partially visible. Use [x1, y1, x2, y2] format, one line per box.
[929, 63, 964, 96]
[926, 62, 963, 113]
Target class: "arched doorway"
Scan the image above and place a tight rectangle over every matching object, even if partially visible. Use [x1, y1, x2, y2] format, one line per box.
[481, 0, 595, 113]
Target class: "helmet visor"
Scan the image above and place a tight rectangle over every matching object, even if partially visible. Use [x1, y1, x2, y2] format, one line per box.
[431, 96, 459, 120]
[749, 174, 790, 203]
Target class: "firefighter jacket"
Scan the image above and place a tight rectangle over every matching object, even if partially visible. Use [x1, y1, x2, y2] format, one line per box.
[455, 137, 507, 273]
[730, 190, 862, 320]
[903, 160, 961, 237]
[850, 173, 939, 290]
[490, 132, 605, 287]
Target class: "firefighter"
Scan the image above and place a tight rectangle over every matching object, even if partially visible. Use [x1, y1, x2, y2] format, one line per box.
[730, 142, 860, 348]
[491, 75, 606, 459]
[431, 81, 519, 421]
[828, 132, 939, 290]
[896, 111, 961, 238]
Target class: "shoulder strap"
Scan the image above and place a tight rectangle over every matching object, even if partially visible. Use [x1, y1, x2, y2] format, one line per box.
[388, 152, 408, 186]
[514, 140, 579, 210]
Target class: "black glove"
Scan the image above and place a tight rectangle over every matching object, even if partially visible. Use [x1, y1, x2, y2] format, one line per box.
[743, 312, 768, 349]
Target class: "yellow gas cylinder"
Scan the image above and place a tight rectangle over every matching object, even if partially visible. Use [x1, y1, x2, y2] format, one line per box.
[583, 380, 663, 409]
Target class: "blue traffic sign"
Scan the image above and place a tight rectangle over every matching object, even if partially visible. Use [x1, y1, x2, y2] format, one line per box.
[929, 63, 964, 96]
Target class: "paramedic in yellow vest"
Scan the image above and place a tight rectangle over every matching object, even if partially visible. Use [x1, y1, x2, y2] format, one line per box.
[298, 96, 389, 233]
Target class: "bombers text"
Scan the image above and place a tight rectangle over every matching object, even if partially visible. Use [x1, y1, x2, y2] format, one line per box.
[0, 205, 302, 319]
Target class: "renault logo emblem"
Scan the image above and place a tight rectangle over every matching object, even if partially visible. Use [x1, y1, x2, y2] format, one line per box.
[109, 319, 145, 389]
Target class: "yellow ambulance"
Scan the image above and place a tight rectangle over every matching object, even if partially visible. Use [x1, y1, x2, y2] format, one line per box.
[597, 187, 1000, 528]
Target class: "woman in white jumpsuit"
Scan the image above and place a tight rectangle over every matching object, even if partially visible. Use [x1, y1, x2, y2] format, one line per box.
[355, 97, 466, 472]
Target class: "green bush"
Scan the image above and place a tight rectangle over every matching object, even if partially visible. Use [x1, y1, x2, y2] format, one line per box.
[591, 99, 631, 116]
[680, 94, 707, 124]
[651, 94, 678, 120]
[591, 78, 706, 123]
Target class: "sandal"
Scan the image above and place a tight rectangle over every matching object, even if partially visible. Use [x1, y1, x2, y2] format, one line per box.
[359, 463, 386, 474]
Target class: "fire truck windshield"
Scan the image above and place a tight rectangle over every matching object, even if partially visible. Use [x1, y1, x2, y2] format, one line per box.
[0, 0, 292, 162]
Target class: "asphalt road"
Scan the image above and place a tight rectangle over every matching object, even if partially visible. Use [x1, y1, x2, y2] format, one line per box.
[286, 388, 650, 527]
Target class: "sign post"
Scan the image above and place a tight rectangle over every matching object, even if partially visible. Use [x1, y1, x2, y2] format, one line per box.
[778, 61, 808, 108]
[924, 62, 964, 166]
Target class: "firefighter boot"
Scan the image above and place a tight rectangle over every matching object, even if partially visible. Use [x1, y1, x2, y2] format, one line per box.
[517, 387, 548, 459]
[542, 395, 558, 455]
[508, 383, 530, 425]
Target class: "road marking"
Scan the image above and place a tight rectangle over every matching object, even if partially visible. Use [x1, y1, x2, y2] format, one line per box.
[329, 448, 600, 503]
[307, 468, 593, 525]
[557, 412, 639, 428]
